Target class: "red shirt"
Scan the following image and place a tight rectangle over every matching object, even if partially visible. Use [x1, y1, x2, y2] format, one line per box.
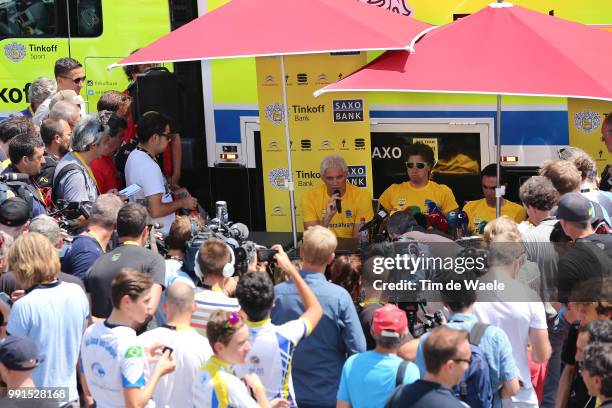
[90, 155, 122, 193]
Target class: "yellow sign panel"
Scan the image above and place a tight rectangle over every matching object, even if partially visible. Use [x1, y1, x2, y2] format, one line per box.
[412, 138, 439, 163]
[567, 98, 612, 174]
[256, 53, 372, 231]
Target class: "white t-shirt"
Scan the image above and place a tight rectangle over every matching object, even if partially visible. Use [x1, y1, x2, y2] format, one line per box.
[234, 319, 310, 406]
[193, 356, 259, 408]
[125, 148, 175, 234]
[139, 325, 212, 408]
[80, 322, 151, 408]
[473, 271, 547, 407]
[190, 288, 240, 337]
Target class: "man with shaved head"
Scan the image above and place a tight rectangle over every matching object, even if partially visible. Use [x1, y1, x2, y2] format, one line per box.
[138, 282, 212, 408]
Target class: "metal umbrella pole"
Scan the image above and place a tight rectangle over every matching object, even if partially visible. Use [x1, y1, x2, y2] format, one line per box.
[495, 94, 502, 218]
[280, 55, 299, 249]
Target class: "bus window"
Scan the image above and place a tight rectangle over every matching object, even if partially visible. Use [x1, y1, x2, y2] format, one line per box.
[0, 0, 57, 37]
[70, 0, 102, 37]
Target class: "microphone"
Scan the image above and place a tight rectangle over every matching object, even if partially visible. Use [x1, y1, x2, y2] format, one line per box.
[333, 189, 342, 213]
[0, 173, 29, 182]
[359, 208, 389, 232]
[228, 222, 249, 240]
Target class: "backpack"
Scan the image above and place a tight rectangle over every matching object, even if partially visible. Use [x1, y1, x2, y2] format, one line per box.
[452, 322, 493, 408]
[0, 179, 41, 215]
[51, 162, 88, 204]
[385, 323, 492, 408]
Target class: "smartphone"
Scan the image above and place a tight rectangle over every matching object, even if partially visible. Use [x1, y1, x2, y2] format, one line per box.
[0, 292, 12, 310]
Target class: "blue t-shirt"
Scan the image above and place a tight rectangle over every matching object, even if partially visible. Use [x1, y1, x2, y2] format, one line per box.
[62, 234, 104, 281]
[7, 281, 89, 402]
[337, 351, 419, 408]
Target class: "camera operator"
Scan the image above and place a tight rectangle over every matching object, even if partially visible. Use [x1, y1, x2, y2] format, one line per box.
[52, 114, 105, 220]
[125, 111, 197, 235]
[234, 246, 323, 406]
[189, 239, 240, 337]
[61, 193, 124, 281]
[85, 203, 165, 330]
[3, 132, 47, 218]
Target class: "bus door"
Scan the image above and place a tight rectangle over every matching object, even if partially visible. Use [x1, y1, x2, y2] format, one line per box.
[370, 118, 495, 208]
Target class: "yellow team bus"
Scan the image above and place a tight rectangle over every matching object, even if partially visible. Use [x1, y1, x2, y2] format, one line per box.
[0, 0, 171, 119]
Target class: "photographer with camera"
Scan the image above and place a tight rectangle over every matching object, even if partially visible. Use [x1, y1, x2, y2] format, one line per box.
[61, 193, 124, 281]
[85, 203, 165, 330]
[271, 226, 366, 408]
[234, 246, 323, 406]
[190, 239, 240, 337]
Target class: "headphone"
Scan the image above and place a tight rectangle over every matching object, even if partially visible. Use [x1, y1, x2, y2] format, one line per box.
[193, 242, 236, 280]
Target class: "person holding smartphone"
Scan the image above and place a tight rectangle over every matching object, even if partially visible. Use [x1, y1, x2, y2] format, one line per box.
[80, 268, 176, 408]
[193, 310, 289, 408]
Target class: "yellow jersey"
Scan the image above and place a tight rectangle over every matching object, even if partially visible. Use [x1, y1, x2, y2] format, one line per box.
[302, 182, 373, 238]
[379, 181, 458, 215]
[463, 198, 527, 233]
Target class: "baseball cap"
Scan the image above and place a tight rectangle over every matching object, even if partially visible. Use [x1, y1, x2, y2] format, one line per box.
[49, 90, 85, 110]
[557, 192, 594, 222]
[372, 304, 408, 338]
[0, 336, 41, 371]
[0, 197, 31, 227]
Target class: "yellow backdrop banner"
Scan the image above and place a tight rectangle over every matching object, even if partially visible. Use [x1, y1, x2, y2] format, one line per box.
[567, 99, 611, 175]
[256, 53, 372, 232]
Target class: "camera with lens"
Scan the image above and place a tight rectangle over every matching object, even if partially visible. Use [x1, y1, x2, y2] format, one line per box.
[182, 220, 277, 278]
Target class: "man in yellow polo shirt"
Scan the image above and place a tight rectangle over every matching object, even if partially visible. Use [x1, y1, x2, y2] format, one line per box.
[302, 155, 373, 238]
[463, 163, 526, 234]
[379, 142, 458, 215]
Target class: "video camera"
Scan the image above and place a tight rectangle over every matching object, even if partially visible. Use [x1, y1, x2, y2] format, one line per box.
[182, 219, 277, 278]
[49, 200, 91, 234]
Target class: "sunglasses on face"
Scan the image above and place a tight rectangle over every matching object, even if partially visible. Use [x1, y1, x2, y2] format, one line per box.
[405, 162, 427, 169]
[62, 75, 86, 85]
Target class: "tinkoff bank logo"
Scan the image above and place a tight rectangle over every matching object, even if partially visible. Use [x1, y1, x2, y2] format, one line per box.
[4, 42, 26, 62]
[268, 167, 290, 190]
[574, 110, 601, 134]
[265, 102, 284, 125]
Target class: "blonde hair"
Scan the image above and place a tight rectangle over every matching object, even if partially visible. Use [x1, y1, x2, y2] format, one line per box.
[301, 225, 337, 266]
[487, 229, 525, 267]
[8, 232, 60, 288]
[483, 216, 521, 244]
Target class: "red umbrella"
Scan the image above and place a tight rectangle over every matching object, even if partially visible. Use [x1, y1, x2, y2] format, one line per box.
[109, 0, 431, 246]
[316, 1, 612, 215]
[109, 0, 430, 66]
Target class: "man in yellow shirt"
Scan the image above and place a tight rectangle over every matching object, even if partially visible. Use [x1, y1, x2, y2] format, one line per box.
[302, 155, 373, 238]
[463, 164, 526, 234]
[379, 142, 458, 215]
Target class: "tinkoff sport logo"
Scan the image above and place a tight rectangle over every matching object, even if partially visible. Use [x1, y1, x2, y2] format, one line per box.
[265, 102, 284, 125]
[268, 167, 290, 190]
[574, 110, 601, 134]
[4, 42, 26, 62]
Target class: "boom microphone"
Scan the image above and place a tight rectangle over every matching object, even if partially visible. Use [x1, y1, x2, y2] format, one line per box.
[0, 173, 29, 182]
[359, 208, 389, 232]
[228, 222, 249, 241]
[333, 189, 342, 213]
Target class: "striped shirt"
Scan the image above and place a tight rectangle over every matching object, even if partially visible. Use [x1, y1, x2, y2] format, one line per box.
[190, 288, 240, 337]
[234, 318, 311, 407]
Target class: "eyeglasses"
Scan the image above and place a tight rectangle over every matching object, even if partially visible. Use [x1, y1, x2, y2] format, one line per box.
[160, 131, 172, 142]
[405, 162, 427, 169]
[216, 312, 241, 343]
[61, 75, 86, 85]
